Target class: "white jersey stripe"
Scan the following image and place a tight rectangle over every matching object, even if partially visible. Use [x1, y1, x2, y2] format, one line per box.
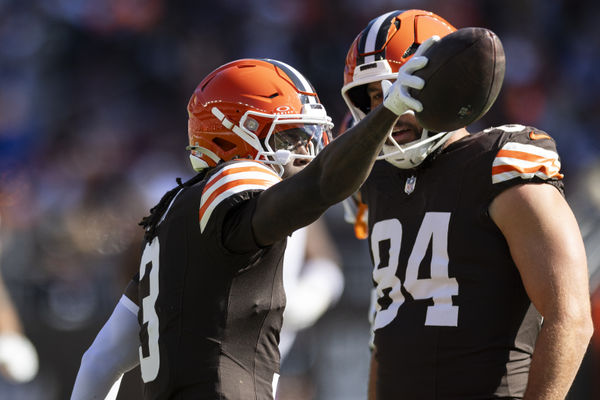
[199, 161, 281, 232]
[492, 141, 562, 184]
[200, 183, 275, 232]
[492, 170, 560, 184]
[202, 170, 280, 205]
[496, 141, 560, 160]
[204, 161, 278, 186]
[493, 156, 561, 171]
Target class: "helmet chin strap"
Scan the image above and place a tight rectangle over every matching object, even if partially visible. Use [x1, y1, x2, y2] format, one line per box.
[260, 150, 314, 166]
[189, 154, 210, 171]
[378, 128, 454, 169]
[256, 150, 316, 176]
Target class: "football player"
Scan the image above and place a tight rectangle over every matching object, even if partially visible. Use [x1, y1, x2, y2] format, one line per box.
[342, 9, 593, 399]
[71, 54, 430, 400]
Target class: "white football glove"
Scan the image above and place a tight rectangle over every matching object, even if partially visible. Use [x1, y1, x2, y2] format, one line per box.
[382, 35, 441, 116]
[0, 333, 39, 383]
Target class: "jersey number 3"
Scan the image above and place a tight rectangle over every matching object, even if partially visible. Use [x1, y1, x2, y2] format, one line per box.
[139, 237, 160, 382]
[371, 212, 458, 330]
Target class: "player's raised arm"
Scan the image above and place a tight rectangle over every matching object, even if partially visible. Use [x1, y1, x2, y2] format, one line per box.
[252, 39, 439, 246]
[251, 104, 396, 246]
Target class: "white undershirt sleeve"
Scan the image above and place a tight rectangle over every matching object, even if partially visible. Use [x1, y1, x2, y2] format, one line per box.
[70, 295, 140, 400]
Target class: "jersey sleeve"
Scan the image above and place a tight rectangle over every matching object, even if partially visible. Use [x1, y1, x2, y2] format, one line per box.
[198, 160, 282, 253]
[123, 273, 140, 308]
[199, 161, 282, 232]
[489, 126, 565, 198]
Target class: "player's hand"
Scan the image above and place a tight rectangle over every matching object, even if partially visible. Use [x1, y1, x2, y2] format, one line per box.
[382, 35, 440, 115]
[0, 333, 39, 383]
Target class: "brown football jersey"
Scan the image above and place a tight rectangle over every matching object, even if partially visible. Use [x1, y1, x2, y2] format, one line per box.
[361, 125, 564, 399]
[127, 160, 286, 400]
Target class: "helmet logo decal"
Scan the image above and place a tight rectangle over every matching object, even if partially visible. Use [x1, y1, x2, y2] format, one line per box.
[275, 105, 291, 113]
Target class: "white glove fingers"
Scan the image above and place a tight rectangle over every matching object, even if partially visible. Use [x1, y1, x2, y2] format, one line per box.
[380, 79, 393, 97]
[405, 98, 423, 113]
[399, 87, 423, 112]
[382, 35, 439, 116]
[414, 35, 440, 57]
[400, 74, 425, 90]
[403, 55, 429, 73]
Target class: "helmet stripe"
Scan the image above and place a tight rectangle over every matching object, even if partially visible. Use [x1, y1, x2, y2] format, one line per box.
[375, 10, 406, 58]
[363, 10, 399, 64]
[264, 59, 316, 103]
[357, 17, 378, 61]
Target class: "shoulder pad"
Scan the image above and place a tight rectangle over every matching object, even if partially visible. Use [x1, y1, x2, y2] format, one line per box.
[490, 125, 563, 184]
[199, 161, 281, 232]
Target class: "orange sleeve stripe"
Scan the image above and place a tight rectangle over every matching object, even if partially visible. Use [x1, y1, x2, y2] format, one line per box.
[199, 178, 275, 218]
[204, 164, 279, 193]
[496, 149, 556, 164]
[492, 163, 564, 179]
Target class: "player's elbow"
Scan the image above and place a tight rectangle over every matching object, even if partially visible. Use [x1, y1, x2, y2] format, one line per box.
[318, 175, 365, 207]
[572, 298, 594, 337]
[79, 345, 104, 370]
[80, 341, 122, 374]
[557, 303, 594, 347]
[572, 314, 594, 356]
[578, 311, 594, 344]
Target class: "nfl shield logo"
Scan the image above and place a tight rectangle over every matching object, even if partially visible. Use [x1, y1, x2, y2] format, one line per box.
[404, 175, 417, 194]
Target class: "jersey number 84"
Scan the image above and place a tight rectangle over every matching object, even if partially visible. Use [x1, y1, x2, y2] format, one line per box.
[371, 212, 459, 330]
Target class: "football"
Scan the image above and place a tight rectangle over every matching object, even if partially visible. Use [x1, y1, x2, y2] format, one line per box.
[410, 27, 505, 133]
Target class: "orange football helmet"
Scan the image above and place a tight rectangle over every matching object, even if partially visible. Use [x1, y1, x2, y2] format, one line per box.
[342, 9, 456, 122]
[342, 10, 457, 169]
[187, 59, 333, 175]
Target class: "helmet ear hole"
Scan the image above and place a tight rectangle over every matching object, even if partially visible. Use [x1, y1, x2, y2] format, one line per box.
[212, 137, 236, 152]
[402, 42, 419, 58]
[348, 85, 371, 115]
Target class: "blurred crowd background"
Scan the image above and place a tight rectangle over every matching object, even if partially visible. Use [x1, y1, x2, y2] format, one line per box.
[0, 0, 599, 399]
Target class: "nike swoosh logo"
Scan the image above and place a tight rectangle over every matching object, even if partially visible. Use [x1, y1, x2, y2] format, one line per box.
[529, 131, 551, 140]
